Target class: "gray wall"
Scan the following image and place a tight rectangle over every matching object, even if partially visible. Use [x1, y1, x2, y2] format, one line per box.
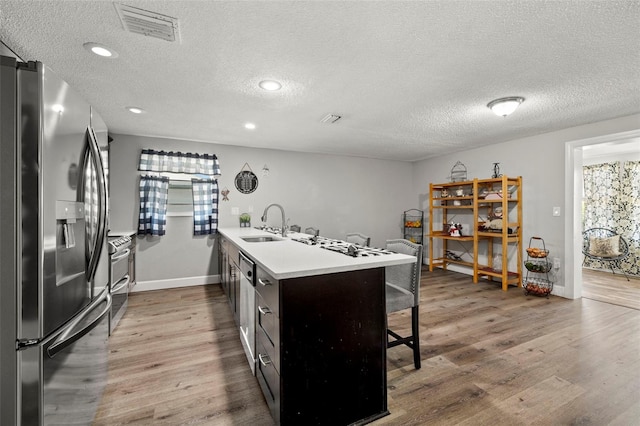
[109, 113, 639, 291]
[109, 134, 414, 284]
[412, 113, 640, 296]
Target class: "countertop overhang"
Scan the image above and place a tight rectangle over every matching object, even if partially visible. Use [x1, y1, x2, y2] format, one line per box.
[218, 227, 417, 280]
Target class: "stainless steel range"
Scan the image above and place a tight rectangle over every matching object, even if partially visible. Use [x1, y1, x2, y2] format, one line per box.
[108, 235, 135, 334]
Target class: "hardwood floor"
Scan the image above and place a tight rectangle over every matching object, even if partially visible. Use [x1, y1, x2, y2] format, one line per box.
[95, 269, 640, 425]
[581, 268, 640, 311]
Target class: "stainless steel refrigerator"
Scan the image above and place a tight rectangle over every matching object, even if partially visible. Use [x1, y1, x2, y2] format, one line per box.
[1, 55, 111, 425]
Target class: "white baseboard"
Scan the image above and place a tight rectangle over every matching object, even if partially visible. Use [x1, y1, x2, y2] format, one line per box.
[550, 285, 565, 297]
[132, 274, 221, 292]
[425, 262, 570, 297]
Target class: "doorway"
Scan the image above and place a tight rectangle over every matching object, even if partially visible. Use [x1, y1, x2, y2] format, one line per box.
[564, 129, 640, 300]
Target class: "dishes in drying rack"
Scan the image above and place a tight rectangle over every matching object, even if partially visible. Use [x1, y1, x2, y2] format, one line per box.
[291, 236, 393, 257]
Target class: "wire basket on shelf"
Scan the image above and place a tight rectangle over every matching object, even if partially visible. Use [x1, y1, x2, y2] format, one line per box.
[526, 247, 549, 258]
[524, 259, 552, 273]
[524, 237, 553, 297]
[523, 277, 553, 297]
[450, 161, 467, 182]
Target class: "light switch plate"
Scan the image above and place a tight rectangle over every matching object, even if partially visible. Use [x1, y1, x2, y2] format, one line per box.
[231, 207, 239, 215]
[552, 207, 561, 217]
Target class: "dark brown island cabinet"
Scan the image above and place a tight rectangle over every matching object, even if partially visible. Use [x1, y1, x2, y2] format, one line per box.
[254, 265, 388, 425]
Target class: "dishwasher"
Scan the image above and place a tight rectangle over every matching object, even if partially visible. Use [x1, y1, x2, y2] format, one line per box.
[238, 251, 256, 374]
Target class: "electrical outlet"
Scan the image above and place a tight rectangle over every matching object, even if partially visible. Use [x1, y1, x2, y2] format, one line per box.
[553, 257, 561, 269]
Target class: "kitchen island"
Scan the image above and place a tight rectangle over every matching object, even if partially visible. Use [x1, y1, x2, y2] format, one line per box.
[218, 227, 416, 426]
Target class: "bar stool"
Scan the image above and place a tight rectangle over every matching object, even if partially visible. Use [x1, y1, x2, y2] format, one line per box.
[385, 239, 423, 369]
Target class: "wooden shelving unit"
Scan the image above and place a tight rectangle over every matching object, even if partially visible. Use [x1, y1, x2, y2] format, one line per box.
[429, 176, 522, 291]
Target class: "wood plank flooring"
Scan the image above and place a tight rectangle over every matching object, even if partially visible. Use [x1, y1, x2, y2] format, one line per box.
[95, 269, 640, 425]
[581, 268, 640, 310]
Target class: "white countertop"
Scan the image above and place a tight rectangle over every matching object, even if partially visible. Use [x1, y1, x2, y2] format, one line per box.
[218, 227, 417, 280]
[108, 230, 137, 237]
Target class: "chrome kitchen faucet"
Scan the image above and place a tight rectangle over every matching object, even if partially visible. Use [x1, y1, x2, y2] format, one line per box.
[261, 203, 288, 237]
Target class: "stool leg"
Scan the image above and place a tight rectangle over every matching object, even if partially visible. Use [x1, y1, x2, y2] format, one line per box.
[411, 306, 421, 369]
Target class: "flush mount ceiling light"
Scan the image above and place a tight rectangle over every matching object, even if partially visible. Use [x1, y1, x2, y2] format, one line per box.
[320, 114, 342, 124]
[126, 106, 144, 114]
[83, 42, 118, 58]
[244, 122, 256, 130]
[258, 80, 282, 91]
[487, 97, 524, 117]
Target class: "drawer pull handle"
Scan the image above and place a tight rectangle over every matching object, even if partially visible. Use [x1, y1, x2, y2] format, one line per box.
[258, 278, 272, 286]
[258, 353, 272, 366]
[258, 305, 272, 315]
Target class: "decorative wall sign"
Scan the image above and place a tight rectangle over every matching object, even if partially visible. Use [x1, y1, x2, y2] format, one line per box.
[221, 187, 230, 201]
[234, 163, 258, 194]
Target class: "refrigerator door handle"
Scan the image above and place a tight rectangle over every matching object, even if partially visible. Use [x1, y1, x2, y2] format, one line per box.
[84, 126, 108, 282]
[47, 290, 111, 358]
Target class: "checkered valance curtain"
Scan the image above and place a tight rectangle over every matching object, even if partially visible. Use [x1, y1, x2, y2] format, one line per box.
[138, 175, 169, 236]
[139, 149, 221, 176]
[192, 178, 219, 235]
[138, 149, 221, 236]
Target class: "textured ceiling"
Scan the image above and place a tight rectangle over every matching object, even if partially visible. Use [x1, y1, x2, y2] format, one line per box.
[1, 0, 639, 161]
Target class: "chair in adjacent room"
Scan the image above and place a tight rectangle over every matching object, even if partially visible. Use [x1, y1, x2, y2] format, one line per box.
[582, 228, 630, 281]
[385, 239, 423, 369]
[290, 224, 301, 233]
[305, 227, 320, 236]
[346, 232, 371, 246]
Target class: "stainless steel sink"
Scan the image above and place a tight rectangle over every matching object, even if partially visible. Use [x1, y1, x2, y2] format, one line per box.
[241, 236, 283, 243]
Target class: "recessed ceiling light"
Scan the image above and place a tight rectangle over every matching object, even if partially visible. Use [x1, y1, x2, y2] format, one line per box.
[83, 42, 119, 58]
[258, 80, 282, 91]
[244, 122, 256, 130]
[126, 106, 144, 114]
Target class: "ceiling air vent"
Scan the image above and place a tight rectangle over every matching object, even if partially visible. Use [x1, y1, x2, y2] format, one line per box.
[115, 4, 180, 42]
[320, 114, 342, 124]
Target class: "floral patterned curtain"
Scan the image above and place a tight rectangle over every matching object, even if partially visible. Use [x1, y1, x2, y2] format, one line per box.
[619, 161, 640, 276]
[582, 161, 639, 277]
[582, 162, 619, 231]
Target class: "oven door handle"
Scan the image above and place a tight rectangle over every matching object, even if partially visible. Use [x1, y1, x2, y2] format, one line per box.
[111, 248, 131, 261]
[111, 275, 131, 294]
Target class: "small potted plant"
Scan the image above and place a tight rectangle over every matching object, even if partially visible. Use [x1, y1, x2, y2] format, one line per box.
[239, 212, 251, 228]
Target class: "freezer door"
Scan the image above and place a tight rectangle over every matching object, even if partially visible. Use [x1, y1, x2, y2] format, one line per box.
[20, 289, 111, 425]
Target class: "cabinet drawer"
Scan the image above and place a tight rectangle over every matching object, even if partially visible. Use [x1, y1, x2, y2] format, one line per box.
[256, 320, 279, 373]
[255, 266, 279, 316]
[256, 337, 280, 423]
[256, 291, 278, 343]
